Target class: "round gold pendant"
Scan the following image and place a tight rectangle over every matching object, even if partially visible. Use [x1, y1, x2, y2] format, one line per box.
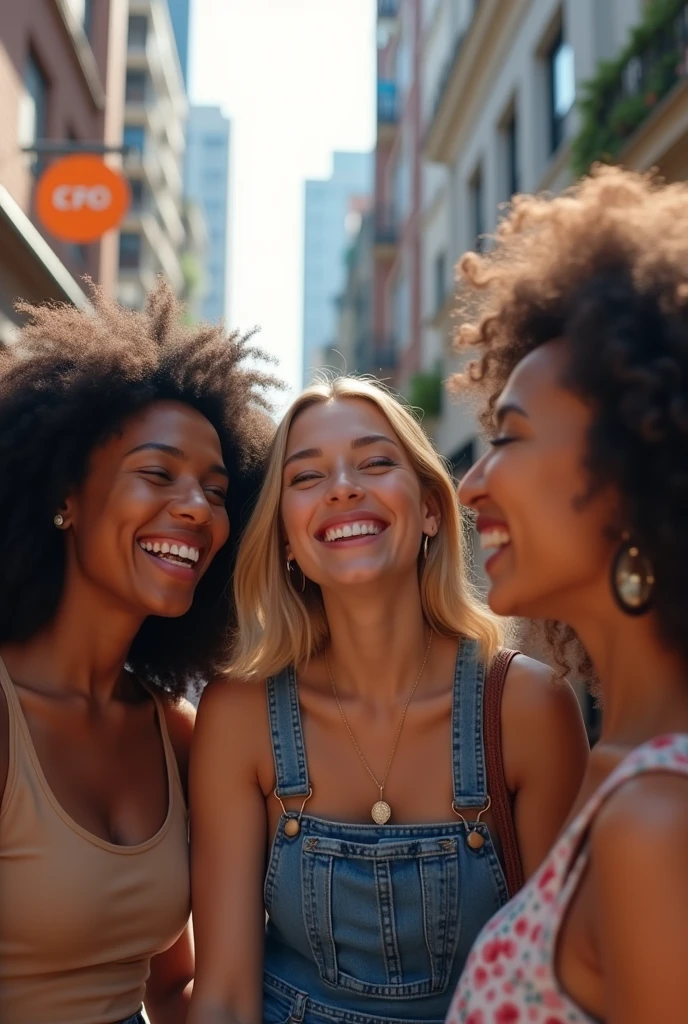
[371, 800, 392, 824]
[284, 817, 301, 838]
[466, 829, 484, 850]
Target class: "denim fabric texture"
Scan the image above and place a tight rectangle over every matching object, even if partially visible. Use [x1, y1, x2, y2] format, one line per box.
[262, 639, 510, 1023]
[116, 1013, 145, 1024]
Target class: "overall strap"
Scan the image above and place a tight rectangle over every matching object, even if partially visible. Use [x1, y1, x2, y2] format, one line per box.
[451, 637, 489, 809]
[265, 667, 311, 798]
[484, 649, 524, 897]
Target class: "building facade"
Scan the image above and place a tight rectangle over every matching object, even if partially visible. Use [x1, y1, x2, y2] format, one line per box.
[185, 105, 231, 323]
[0, 0, 128, 339]
[372, 0, 424, 390]
[419, 0, 682, 471]
[118, 0, 188, 310]
[302, 151, 372, 385]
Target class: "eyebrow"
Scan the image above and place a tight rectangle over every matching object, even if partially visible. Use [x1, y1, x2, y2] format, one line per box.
[283, 434, 398, 469]
[125, 442, 228, 478]
[494, 402, 528, 428]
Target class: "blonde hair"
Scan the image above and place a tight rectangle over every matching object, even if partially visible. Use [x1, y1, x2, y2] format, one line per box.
[229, 376, 504, 679]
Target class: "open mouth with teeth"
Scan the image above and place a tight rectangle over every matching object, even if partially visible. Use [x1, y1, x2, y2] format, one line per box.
[138, 540, 201, 568]
[479, 527, 512, 568]
[321, 521, 387, 543]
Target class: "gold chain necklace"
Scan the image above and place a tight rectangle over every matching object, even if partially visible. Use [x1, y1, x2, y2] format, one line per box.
[325, 631, 434, 824]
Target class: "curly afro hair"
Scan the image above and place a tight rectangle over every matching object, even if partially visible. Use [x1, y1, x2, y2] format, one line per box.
[452, 164, 688, 674]
[0, 279, 283, 697]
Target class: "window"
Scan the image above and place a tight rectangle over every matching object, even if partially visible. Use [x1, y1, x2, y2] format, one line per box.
[19, 52, 49, 148]
[548, 31, 575, 153]
[119, 232, 141, 269]
[434, 251, 447, 314]
[469, 165, 484, 251]
[123, 125, 145, 155]
[83, 0, 94, 39]
[127, 15, 148, 47]
[125, 70, 146, 103]
[504, 109, 519, 196]
[129, 179, 144, 210]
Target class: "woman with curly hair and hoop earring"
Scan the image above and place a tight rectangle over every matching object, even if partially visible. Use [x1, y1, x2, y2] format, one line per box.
[0, 281, 280, 1024]
[447, 166, 688, 1024]
[188, 376, 588, 1024]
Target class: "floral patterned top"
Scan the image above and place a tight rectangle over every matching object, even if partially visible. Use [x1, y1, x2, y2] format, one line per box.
[446, 734, 688, 1024]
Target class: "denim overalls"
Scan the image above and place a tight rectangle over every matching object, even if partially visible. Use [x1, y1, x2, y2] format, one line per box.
[262, 639, 510, 1024]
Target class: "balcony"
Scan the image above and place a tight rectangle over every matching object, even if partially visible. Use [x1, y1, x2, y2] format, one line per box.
[377, 80, 399, 142]
[572, 1, 688, 175]
[373, 204, 397, 258]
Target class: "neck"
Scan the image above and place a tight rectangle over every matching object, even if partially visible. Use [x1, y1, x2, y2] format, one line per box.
[1, 569, 145, 702]
[570, 603, 688, 748]
[321, 574, 430, 701]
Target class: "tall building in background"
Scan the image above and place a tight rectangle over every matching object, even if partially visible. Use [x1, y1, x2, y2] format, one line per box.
[302, 151, 372, 384]
[118, 0, 189, 310]
[185, 105, 231, 323]
[165, 0, 190, 87]
[0, 0, 128, 338]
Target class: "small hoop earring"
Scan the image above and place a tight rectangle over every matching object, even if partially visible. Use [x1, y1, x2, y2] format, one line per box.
[423, 534, 429, 559]
[286, 556, 306, 593]
[611, 532, 654, 616]
[53, 514, 65, 528]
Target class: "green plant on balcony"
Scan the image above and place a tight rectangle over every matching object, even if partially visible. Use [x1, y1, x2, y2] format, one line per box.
[408, 370, 443, 420]
[571, 0, 688, 177]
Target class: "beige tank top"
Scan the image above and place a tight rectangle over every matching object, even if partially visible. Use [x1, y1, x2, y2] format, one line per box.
[0, 658, 191, 1024]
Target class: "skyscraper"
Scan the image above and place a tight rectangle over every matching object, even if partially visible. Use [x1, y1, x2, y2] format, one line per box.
[302, 151, 372, 385]
[185, 106, 231, 323]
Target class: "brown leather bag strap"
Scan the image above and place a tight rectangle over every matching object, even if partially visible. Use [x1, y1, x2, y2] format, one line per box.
[484, 648, 524, 897]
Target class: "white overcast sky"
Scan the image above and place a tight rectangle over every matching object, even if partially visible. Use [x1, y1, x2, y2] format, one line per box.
[189, 0, 376, 400]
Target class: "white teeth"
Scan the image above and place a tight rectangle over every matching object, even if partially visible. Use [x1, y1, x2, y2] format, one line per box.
[179, 545, 189, 559]
[170, 544, 179, 556]
[138, 540, 200, 565]
[161, 542, 170, 554]
[480, 528, 511, 552]
[323, 521, 383, 542]
[153, 542, 161, 553]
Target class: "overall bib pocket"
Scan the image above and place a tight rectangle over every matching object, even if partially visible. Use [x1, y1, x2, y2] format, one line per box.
[301, 834, 461, 998]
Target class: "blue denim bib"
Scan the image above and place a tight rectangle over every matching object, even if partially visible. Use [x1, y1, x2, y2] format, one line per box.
[263, 639, 509, 1023]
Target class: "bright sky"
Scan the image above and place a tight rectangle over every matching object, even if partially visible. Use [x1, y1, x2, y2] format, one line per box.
[189, 0, 376, 402]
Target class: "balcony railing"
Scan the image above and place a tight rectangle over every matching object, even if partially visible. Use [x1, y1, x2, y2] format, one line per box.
[377, 80, 399, 124]
[377, 0, 399, 20]
[572, 1, 688, 174]
[374, 204, 397, 247]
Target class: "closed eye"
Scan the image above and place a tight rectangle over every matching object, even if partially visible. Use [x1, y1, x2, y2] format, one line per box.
[489, 437, 518, 448]
[140, 467, 172, 481]
[361, 457, 397, 469]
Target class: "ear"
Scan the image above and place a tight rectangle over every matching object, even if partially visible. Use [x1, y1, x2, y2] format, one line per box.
[55, 495, 75, 530]
[421, 489, 441, 538]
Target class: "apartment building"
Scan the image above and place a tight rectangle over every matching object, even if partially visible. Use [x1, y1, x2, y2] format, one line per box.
[420, 0, 683, 469]
[0, 0, 127, 339]
[118, 0, 188, 310]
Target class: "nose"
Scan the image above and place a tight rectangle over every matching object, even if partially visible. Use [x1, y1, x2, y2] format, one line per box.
[457, 450, 489, 511]
[169, 480, 213, 525]
[325, 462, 364, 504]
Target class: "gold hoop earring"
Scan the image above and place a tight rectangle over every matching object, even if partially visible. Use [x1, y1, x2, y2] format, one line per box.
[423, 534, 429, 559]
[611, 532, 654, 615]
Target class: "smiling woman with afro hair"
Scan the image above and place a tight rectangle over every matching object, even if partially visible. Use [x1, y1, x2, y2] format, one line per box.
[447, 165, 688, 1024]
[0, 279, 281, 1024]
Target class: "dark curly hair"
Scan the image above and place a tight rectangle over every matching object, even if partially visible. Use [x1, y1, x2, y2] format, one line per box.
[0, 279, 283, 697]
[452, 165, 688, 676]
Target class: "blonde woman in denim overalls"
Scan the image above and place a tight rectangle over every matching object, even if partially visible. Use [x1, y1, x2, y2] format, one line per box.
[188, 377, 589, 1024]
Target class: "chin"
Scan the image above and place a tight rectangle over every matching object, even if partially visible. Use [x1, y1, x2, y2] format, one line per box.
[142, 593, 195, 619]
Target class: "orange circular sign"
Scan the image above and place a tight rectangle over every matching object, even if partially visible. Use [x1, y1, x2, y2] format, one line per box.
[35, 155, 130, 243]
